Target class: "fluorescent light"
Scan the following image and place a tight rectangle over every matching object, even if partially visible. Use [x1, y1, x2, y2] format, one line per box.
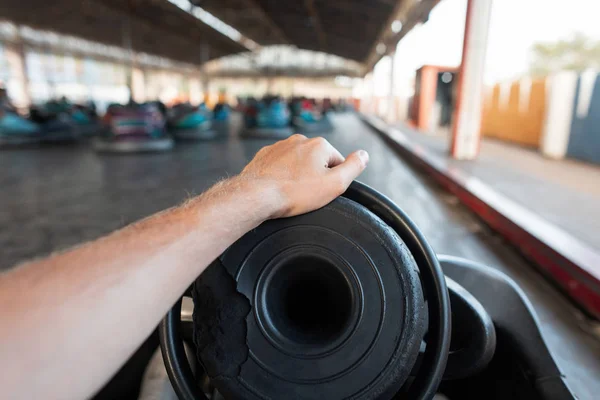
[167, 0, 259, 48]
[391, 20, 403, 33]
[191, 7, 242, 42]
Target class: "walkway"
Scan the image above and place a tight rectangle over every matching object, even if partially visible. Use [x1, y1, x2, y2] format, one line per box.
[394, 125, 600, 250]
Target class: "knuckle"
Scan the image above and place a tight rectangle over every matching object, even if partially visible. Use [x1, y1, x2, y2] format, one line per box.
[311, 136, 328, 147]
[290, 133, 306, 140]
[257, 145, 271, 154]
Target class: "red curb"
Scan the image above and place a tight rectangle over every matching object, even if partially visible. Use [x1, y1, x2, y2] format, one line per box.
[361, 114, 600, 320]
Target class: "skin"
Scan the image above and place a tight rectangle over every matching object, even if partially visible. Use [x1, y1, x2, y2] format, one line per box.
[0, 134, 369, 400]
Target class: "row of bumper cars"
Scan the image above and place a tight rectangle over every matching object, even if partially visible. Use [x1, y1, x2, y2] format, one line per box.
[1, 98, 99, 147]
[2, 95, 336, 149]
[92, 103, 174, 153]
[242, 97, 293, 139]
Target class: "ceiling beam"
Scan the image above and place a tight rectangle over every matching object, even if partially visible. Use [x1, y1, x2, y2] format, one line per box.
[138, 0, 244, 50]
[303, 0, 327, 52]
[361, 0, 410, 68]
[239, 0, 291, 44]
[322, 0, 392, 16]
[0, 0, 240, 66]
[362, 0, 440, 74]
[99, 0, 245, 61]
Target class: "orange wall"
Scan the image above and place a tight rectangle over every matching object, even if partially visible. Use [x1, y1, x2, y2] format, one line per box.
[481, 79, 547, 148]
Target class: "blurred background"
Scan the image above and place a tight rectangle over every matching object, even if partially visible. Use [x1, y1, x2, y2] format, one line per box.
[1, 0, 600, 399]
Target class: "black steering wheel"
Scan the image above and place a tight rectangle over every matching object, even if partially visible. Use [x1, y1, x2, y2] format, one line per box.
[160, 181, 451, 399]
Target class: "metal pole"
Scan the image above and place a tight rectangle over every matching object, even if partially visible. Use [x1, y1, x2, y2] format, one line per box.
[122, 11, 134, 103]
[201, 42, 210, 104]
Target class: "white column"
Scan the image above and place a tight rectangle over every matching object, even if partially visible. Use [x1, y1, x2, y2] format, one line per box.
[540, 71, 578, 159]
[189, 76, 202, 105]
[201, 75, 211, 104]
[5, 39, 31, 109]
[200, 42, 211, 104]
[450, 0, 493, 160]
[131, 67, 146, 103]
[121, 16, 135, 102]
[387, 51, 397, 123]
[367, 72, 375, 114]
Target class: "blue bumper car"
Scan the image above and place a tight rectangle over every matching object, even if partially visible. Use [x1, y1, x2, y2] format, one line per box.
[0, 109, 42, 146]
[241, 97, 293, 139]
[212, 102, 231, 136]
[168, 103, 216, 140]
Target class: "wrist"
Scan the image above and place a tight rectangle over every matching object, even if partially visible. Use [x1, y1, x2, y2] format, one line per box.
[235, 176, 287, 222]
[197, 176, 286, 226]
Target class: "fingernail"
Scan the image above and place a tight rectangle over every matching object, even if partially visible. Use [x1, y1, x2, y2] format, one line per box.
[358, 150, 369, 164]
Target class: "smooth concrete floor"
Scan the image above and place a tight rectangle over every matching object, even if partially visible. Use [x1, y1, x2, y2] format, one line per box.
[1, 113, 599, 399]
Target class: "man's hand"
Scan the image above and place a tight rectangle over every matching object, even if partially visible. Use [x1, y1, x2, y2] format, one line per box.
[240, 134, 369, 218]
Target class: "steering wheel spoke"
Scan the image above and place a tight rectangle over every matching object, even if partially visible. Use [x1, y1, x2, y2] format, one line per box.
[180, 296, 195, 344]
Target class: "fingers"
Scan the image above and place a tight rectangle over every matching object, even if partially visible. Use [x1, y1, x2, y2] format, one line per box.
[324, 142, 345, 167]
[305, 136, 344, 167]
[329, 150, 369, 192]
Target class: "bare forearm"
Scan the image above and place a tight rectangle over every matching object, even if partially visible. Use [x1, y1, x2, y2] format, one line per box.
[0, 177, 275, 400]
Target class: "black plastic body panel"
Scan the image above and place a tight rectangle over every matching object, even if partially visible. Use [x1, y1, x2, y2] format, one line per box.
[439, 255, 575, 400]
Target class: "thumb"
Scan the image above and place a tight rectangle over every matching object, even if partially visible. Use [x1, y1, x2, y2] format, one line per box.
[329, 150, 369, 190]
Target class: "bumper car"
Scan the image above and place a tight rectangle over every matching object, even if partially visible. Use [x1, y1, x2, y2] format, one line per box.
[0, 109, 42, 146]
[291, 98, 333, 134]
[29, 101, 79, 143]
[31, 99, 102, 140]
[71, 102, 102, 137]
[168, 103, 216, 140]
[92, 103, 174, 153]
[146, 101, 167, 118]
[241, 97, 293, 139]
[212, 102, 231, 135]
[151, 182, 576, 400]
[322, 97, 334, 113]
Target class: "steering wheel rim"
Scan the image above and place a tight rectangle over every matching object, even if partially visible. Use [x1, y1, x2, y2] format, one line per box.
[160, 181, 451, 400]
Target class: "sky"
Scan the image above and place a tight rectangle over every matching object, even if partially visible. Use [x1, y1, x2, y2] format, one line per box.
[370, 0, 600, 95]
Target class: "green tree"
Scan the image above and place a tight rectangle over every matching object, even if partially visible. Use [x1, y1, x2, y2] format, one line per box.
[530, 33, 600, 76]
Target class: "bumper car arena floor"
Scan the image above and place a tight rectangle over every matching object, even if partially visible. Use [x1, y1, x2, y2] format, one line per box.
[0, 113, 599, 399]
